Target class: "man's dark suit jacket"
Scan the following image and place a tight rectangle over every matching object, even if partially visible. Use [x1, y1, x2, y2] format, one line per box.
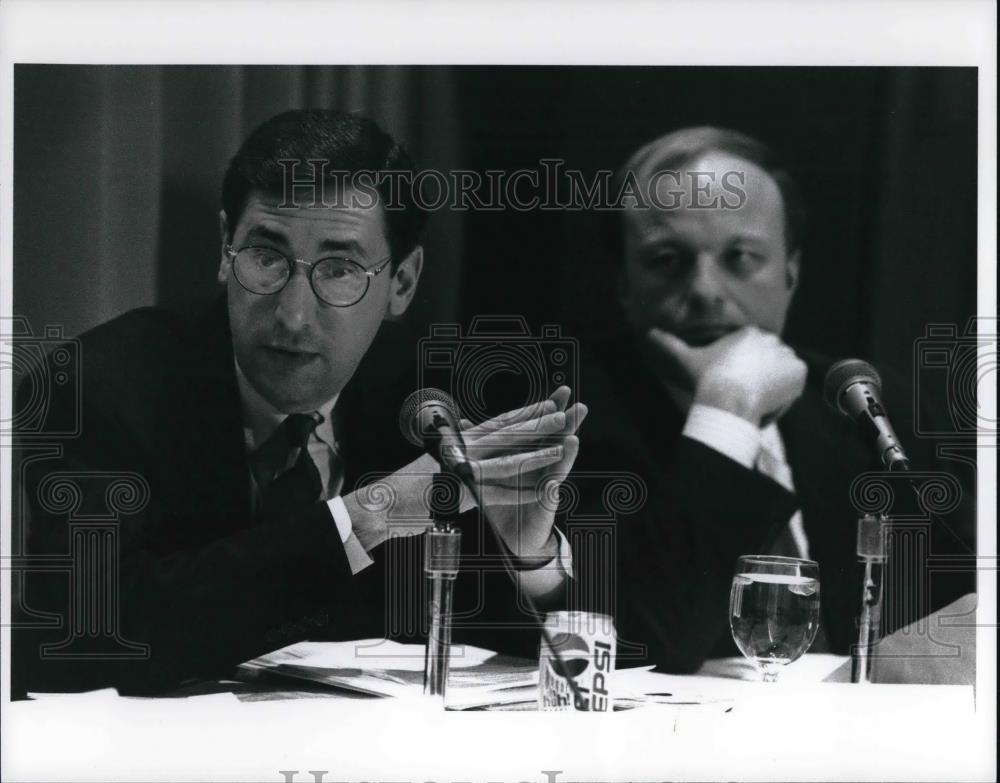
[13, 299, 545, 697]
[574, 324, 976, 672]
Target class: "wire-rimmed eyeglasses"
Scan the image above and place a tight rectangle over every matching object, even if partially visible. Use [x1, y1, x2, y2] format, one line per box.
[225, 245, 393, 307]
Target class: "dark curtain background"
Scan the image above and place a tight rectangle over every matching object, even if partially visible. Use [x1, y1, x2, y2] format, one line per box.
[13, 66, 977, 421]
[457, 67, 977, 378]
[13, 65, 463, 335]
[455, 66, 977, 430]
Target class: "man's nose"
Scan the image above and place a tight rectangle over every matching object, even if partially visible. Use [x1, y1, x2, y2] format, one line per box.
[274, 267, 315, 332]
[688, 252, 726, 303]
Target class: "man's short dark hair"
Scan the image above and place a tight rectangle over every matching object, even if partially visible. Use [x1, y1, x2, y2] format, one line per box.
[221, 109, 427, 267]
[605, 126, 806, 262]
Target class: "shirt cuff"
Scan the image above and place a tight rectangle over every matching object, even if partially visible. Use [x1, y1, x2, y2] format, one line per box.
[328, 495, 375, 575]
[554, 527, 573, 578]
[328, 496, 353, 542]
[513, 528, 573, 597]
[683, 403, 762, 470]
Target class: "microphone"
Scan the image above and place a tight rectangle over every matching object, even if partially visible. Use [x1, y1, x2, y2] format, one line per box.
[399, 388, 474, 479]
[823, 359, 911, 471]
[398, 387, 589, 708]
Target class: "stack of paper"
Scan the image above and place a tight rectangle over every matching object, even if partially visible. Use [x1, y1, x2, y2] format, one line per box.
[240, 639, 540, 709]
[242, 643, 859, 712]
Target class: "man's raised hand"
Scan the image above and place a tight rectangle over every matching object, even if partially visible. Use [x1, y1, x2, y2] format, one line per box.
[649, 326, 806, 425]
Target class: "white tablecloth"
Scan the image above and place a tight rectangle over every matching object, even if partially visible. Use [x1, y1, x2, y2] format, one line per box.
[3, 654, 994, 782]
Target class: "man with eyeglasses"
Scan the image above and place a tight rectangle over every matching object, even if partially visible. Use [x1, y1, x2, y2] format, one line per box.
[13, 110, 582, 697]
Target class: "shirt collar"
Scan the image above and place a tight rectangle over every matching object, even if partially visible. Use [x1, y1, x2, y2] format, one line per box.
[234, 358, 339, 453]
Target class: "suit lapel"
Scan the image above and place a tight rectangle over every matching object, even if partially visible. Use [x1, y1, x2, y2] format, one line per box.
[779, 386, 835, 524]
[164, 297, 251, 532]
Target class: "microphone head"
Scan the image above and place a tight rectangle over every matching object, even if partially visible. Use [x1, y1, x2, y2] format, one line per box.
[399, 387, 461, 446]
[823, 359, 882, 414]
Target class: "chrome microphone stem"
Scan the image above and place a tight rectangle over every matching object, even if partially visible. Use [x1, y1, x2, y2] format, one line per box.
[424, 551, 457, 698]
[423, 524, 461, 698]
[423, 471, 463, 701]
[852, 513, 887, 684]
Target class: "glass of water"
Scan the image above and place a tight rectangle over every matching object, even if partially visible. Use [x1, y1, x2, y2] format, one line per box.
[729, 555, 820, 682]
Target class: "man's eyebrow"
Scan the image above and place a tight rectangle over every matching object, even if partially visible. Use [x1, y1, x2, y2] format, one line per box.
[242, 227, 368, 258]
[639, 231, 683, 248]
[727, 233, 771, 244]
[244, 225, 288, 245]
[316, 238, 367, 257]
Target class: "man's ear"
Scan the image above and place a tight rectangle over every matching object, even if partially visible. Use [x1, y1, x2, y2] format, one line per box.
[217, 210, 232, 285]
[387, 245, 424, 317]
[785, 250, 801, 294]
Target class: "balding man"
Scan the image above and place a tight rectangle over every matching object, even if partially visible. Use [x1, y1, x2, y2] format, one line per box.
[574, 127, 975, 673]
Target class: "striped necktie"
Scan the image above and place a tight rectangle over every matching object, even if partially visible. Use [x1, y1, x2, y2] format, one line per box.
[254, 412, 324, 522]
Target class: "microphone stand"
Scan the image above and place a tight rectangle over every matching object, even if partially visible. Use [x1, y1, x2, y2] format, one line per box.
[421, 464, 586, 707]
[852, 512, 887, 684]
[408, 396, 585, 708]
[423, 471, 462, 699]
[852, 459, 909, 684]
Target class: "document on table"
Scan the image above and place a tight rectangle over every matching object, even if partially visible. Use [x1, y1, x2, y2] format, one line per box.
[697, 653, 850, 682]
[611, 654, 852, 710]
[240, 639, 540, 709]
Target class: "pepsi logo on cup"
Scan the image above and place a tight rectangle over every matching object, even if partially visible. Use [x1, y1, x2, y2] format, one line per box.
[538, 612, 616, 711]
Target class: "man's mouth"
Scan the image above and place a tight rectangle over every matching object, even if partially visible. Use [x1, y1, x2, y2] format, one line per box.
[674, 324, 739, 346]
[260, 345, 321, 363]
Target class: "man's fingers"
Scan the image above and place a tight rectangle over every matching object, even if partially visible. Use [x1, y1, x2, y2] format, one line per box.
[534, 434, 579, 491]
[455, 389, 580, 439]
[473, 433, 581, 485]
[647, 327, 693, 361]
[548, 385, 571, 412]
[469, 444, 564, 481]
[475, 409, 567, 440]
[461, 398, 558, 438]
[469, 403, 587, 451]
[474, 436, 580, 505]
[550, 433, 579, 481]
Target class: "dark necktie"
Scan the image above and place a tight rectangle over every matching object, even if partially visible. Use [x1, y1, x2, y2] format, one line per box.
[255, 412, 324, 522]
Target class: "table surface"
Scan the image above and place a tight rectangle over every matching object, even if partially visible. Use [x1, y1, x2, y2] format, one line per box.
[4, 653, 995, 783]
